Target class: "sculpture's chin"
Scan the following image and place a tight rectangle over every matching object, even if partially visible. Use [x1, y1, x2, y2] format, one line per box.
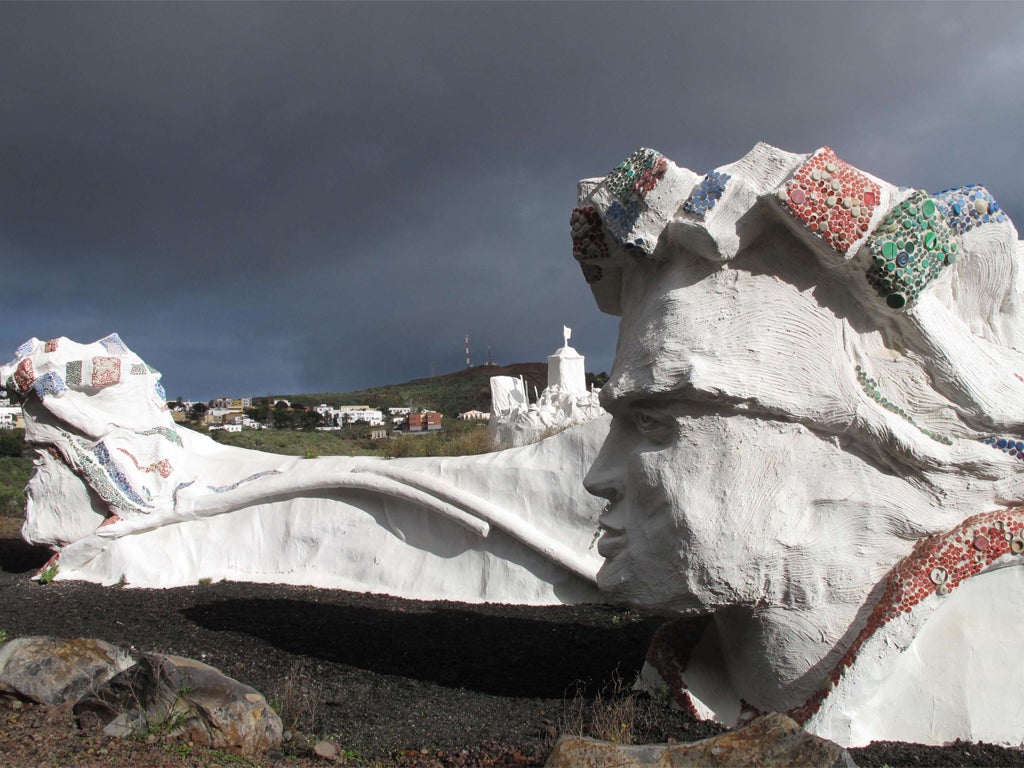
[596, 556, 706, 615]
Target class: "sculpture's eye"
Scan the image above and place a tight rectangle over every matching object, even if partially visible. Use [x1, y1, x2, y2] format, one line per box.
[631, 406, 674, 444]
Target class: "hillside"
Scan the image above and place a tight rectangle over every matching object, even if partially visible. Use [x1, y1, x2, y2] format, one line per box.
[283, 362, 549, 417]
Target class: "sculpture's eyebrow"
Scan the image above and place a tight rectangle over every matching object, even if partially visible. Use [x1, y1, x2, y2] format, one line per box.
[601, 394, 680, 418]
[629, 398, 684, 419]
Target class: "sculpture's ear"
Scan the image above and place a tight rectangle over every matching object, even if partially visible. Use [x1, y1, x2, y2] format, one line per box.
[931, 187, 1023, 348]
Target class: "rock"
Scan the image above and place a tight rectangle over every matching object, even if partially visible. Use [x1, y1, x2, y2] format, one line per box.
[544, 713, 856, 767]
[75, 652, 282, 754]
[313, 739, 341, 760]
[0, 636, 135, 706]
[101, 709, 147, 738]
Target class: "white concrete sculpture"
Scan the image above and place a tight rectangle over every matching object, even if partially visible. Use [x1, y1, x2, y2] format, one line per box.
[489, 328, 607, 450]
[1, 335, 605, 604]
[574, 143, 1024, 747]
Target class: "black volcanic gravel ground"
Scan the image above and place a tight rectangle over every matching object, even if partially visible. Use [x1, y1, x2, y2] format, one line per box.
[1, 536, 1023, 767]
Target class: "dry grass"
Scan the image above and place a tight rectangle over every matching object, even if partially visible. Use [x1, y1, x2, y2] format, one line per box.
[559, 669, 653, 745]
[270, 661, 325, 736]
[0, 516, 23, 536]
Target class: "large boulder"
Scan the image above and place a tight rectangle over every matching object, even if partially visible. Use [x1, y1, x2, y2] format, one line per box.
[0, 636, 135, 706]
[545, 713, 856, 768]
[75, 652, 282, 754]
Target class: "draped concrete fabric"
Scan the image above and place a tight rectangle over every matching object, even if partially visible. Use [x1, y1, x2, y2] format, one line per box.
[2, 336, 605, 603]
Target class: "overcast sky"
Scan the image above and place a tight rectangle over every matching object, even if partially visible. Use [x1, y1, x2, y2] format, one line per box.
[3, 2, 1023, 401]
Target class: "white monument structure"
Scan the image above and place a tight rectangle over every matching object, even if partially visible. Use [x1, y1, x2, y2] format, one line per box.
[1, 334, 607, 604]
[9, 140, 1024, 750]
[574, 143, 1024, 747]
[489, 326, 606, 449]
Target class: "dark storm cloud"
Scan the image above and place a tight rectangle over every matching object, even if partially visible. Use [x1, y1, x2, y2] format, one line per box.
[2, 2, 1023, 399]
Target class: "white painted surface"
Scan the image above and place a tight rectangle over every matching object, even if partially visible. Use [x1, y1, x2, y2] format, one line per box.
[2, 335, 606, 604]
[581, 144, 1024, 746]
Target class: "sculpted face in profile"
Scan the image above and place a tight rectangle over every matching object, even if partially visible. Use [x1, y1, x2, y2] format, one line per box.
[573, 144, 1024, 747]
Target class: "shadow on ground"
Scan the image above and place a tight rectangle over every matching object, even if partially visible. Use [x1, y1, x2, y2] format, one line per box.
[0, 536, 50, 574]
[183, 597, 663, 698]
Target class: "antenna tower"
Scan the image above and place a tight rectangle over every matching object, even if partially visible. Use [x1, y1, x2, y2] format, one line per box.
[465, 334, 471, 369]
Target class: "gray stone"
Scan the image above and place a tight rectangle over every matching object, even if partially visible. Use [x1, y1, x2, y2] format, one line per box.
[545, 712, 857, 768]
[0, 636, 136, 706]
[75, 651, 282, 754]
[314, 739, 341, 760]
[102, 710, 147, 738]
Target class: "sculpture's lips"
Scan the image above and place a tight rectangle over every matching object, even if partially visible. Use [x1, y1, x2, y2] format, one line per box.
[596, 526, 626, 558]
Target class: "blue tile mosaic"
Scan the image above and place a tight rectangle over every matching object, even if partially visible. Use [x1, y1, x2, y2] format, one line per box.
[603, 199, 642, 242]
[934, 185, 1008, 235]
[683, 171, 731, 217]
[92, 440, 150, 507]
[33, 371, 67, 399]
[979, 436, 1024, 460]
[99, 334, 129, 356]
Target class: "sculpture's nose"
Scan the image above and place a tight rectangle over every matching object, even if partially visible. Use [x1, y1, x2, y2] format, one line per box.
[584, 439, 622, 503]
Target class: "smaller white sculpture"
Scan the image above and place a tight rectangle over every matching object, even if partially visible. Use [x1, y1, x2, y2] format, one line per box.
[2, 334, 607, 604]
[489, 328, 606, 450]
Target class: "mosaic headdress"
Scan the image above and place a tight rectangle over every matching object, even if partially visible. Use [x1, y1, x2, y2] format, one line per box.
[572, 144, 1014, 316]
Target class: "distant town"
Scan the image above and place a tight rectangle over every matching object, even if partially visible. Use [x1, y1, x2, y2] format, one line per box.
[166, 397, 489, 439]
[0, 390, 491, 439]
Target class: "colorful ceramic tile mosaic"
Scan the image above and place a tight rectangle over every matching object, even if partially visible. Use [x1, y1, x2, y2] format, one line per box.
[91, 357, 121, 388]
[13, 358, 35, 394]
[130, 363, 147, 376]
[682, 171, 731, 217]
[116, 448, 173, 478]
[44, 339, 60, 353]
[173, 480, 196, 506]
[135, 426, 182, 447]
[855, 366, 953, 444]
[604, 148, 669, 207]
[14, 340, 34, 359]
[570, 206, 610, 263]
[934, 185, 1007, 234]
[603, 199, 643, 243]
[865, 191, 958, 310]
[99, 333, 129, 356]
[65, 360, 83, 387]
[780, 147, 881, 256]
[979, 436, 1024, 460]
[790, 507, 1024, 723]
[207, 470, 281, 494]
[33, 371, 67, 399]
[92, 441, 150, 508]
[55, 431, 148, 515]
[645, 616, 713, 719]
[155, 381, 167, 401]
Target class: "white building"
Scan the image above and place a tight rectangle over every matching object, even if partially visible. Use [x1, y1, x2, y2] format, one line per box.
[0, 406, 21, 430]
[340, 408, 384, 426]
[315, 404, 385, 427]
